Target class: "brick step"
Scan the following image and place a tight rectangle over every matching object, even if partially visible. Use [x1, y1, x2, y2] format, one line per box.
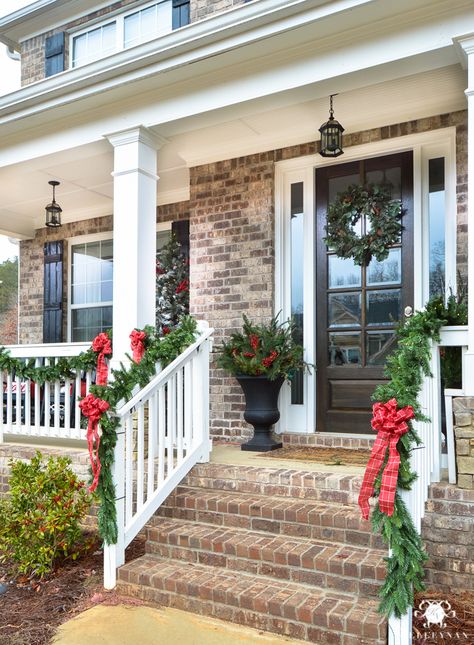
[117, 555, 386, 645]
[184, 462, 364, 504]
[146, 518, 385, 598]
[157, 486, 384, 549]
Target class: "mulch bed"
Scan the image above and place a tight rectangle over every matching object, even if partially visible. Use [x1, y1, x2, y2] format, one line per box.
[0, 534, 146, 645]
[259, 446, 372, 466]
[413, 590, 474, 644]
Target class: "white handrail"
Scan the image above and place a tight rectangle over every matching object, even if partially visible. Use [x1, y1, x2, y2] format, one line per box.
[104, 322, 213, 589]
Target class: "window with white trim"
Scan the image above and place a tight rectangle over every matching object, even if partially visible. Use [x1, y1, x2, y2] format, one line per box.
[70, 238, 113, 341]
[70, 0, 189, 68]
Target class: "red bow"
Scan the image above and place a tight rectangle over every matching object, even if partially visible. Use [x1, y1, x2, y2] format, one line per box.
[358, 398, 414, 520]
[91, 332, 112, 386]
[79, 394, 110, 492]
[130, 329, 147, 364]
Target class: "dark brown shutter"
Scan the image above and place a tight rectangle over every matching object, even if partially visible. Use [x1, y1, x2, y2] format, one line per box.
[172, 0, 190, 29]
[45, 33, 65, 77]
[171, 219, 190, 261]
[43, 241, 63, 343]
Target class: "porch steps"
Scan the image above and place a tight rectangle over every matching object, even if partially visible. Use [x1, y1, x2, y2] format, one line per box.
[117, 461, 387, 644]
[422, 482, 474, 592]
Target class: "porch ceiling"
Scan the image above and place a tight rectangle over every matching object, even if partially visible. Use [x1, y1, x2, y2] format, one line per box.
[0, 64, 466, 239]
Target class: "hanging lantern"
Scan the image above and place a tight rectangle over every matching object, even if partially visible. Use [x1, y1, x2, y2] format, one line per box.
[45, 180, 62, 228]
[319, 94, 344, 158]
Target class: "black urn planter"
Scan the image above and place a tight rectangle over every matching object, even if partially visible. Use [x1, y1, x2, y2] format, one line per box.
[236, 375, 284, 452]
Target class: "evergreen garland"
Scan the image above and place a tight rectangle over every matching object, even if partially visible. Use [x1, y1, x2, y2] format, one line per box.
[156, 235, 189, 334]
[0, 316, 198, 545]
[370, 294, 467, 617]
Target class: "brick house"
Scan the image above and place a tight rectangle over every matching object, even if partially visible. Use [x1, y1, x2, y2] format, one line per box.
[1, 1, 474, 644]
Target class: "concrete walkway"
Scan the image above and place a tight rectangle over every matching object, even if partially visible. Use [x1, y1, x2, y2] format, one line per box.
[52, 605, 305, 645]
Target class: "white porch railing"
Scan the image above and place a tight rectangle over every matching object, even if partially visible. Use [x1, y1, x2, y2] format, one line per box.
[388, 325, 468, 645]
[0, 342, 92, 442]
[103, 322, 213, 589]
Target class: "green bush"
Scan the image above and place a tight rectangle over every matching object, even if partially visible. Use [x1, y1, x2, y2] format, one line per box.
[0, 452, 91, 577]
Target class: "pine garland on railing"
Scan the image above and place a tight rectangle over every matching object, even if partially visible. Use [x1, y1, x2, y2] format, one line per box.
[365, 294, 467, 618]
[0, 316, 199, 546]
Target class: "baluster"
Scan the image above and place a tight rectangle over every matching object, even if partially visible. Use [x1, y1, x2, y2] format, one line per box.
[158, 386, 165, 485]
[86, 370, 92, 394]
[54, 362, 61, 436]
[166, 378, 174, 476]
[44, 358, 51, 436]
[137, 404, 144, 510]
[176, 367, 184, 463]
[6, 371, 12, 432]
[64, 378, 71, 438]
[24, 378, 31, 436]
[15, 375, 21, 434]
[147, 394, 157, 498]
[125, 414, 133, 526]
[184, 361, 192, 454]
[34, 359, 41, 433]
[75, 371, 82, 439]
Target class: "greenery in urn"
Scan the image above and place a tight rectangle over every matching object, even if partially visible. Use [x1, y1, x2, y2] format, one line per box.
[217, 314, 310, 380]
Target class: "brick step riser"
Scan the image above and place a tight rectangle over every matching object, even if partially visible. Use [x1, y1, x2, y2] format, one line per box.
[144, 539, 383, 598]
[183, 474, 361, 504]
[117, 570, 385, 645]
[186, 463, 364, 492]
[156, 505, 385, 550]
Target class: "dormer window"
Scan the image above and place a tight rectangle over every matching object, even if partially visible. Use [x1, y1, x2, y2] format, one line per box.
[70, 0, 189, 68]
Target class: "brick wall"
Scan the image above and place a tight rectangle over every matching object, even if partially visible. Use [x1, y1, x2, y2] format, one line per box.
[190, 0, 246, 22]
[19, 111, 467, 439]
[20, 0, 248, 86]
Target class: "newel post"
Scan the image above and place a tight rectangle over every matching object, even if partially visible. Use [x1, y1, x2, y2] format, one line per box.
[458, 37, 474, 394]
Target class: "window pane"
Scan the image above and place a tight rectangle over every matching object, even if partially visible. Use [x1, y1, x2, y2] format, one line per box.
[157, 229, 171, 251]
[124, 2, 172, 49]
[367, 248, 401, 286]
[365, 167, 401, 201]
[366, 289, 401, 326]
[124, 12, 140, 47]
[72, 306, 112, 342]
[366, 331, 397, 365]
[328, 256, 361, 288]
[72, 284, 86, 305]
[290, 182, 304, 404]
[328, 293, 361, 328]
[101, 281, 113, 301]
[72, 22, 116, 67]
[328, 332, 361, 366]
[102, 22, 116, 54]
[428, 157, 445, 298]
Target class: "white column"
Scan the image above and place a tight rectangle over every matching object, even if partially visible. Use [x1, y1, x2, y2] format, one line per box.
[106, 126, 164, 362]
[458, 38, 474, 394]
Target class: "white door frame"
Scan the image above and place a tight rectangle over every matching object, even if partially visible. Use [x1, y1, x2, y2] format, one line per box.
[275, 127, 457, 435]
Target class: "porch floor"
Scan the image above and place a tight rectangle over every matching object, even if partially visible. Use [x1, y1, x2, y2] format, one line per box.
[210, 443, 366, 475]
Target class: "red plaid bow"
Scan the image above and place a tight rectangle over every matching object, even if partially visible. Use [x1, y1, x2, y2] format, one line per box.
[79, 394, 110, 492]
[358, 398, 414, 519]
[130, 329, 147, 364]
[91, 332, 112, 385]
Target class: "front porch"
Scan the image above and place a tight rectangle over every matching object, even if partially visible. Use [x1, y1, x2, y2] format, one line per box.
[2, 2, 474, 643]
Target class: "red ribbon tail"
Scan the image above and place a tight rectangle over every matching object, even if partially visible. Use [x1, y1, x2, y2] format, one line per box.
[96, 352, 109, 386]
[132, 344, 144, 364]
[87, 419, 101, 493]
[358, 433, 389, 520]
[378, 435, 401, 517]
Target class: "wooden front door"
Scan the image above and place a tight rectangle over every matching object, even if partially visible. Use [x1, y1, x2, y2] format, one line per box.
[316, 152, 413, 433]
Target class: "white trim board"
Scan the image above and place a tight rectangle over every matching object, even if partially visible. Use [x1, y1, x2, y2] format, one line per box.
[275, 127, 457, 435]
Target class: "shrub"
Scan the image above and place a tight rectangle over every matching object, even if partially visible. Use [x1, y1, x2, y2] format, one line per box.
[0, 452, 91, 578]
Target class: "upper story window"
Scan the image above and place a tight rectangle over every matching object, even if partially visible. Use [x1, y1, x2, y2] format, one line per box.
[70, 0, 189, 68]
